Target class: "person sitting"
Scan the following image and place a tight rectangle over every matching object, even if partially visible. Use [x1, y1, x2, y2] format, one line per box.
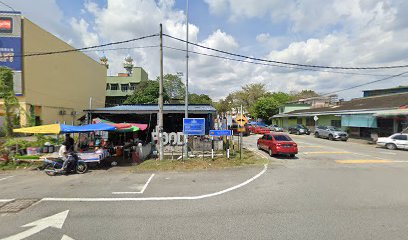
[58, 145, 69, 172]
[64, 134, 75, 152]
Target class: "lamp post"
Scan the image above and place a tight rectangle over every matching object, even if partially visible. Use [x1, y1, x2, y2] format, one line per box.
[184, 0, 189, 157]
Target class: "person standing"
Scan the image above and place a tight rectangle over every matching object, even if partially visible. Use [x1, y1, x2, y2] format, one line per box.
[64, 134, 75, 152]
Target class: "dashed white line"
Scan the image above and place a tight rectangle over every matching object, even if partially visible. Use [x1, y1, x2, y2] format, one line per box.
[0, 199, 14, 203]
[112, 174, 155, 195]
[0, 176, 14, 182]
[41, 164, 268, 202]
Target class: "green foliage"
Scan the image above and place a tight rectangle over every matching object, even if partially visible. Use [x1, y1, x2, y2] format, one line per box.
[3, 135, 58, 149]
[189, 93, 213, 104]
[252, 92, 293, 120]
[124, 80, 169, 104]
[290, 89, 320, 100]
[0, 67, 19, 137]
[159, 74, 185, 102]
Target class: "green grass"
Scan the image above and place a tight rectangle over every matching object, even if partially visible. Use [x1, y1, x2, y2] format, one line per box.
[133, 149, 269, 173]
[0, 161, 42, 171]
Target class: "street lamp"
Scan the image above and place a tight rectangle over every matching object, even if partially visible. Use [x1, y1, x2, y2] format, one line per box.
[184, 0, 189, 157]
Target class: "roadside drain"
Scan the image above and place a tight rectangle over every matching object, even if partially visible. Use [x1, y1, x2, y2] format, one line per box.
[0, 199, 40, 213]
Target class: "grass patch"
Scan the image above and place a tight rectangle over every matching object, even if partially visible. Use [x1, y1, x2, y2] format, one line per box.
[0, 161, 42, 171]
[133, 148, 269, 173]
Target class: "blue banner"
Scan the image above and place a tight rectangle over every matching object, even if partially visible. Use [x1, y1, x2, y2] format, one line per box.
[209, 130, 232, 136]
[183, 118, 205, 135]
[0, 37, 22, 71]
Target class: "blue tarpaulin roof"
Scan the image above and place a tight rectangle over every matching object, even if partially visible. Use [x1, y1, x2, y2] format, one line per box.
[61, 123, 116, 133]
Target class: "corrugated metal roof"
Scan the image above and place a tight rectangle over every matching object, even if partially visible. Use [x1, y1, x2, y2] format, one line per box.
[85, 104, 216, 114]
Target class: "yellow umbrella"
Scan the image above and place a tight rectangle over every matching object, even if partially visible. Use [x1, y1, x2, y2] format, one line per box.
[13, 124, 62, 134]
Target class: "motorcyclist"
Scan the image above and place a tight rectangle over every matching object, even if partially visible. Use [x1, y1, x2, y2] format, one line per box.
[58, 144, 69, 173]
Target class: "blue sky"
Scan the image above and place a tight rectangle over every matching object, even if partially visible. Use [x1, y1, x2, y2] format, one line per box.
[2, 0, 408, 100]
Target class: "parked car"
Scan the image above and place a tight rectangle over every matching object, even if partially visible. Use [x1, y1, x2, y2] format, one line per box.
[229, 123, 251, 136]
[257, 133, 298, 158]
[252, 125, 271, 134]
[288, 124, 311, 135]
[314, 126, 348, 141]
[268, 124, 284, 132]
[376, 133, 408, 150]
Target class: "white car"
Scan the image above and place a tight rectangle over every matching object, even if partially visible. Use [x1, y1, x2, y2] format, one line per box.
[376, 133, 408, 150]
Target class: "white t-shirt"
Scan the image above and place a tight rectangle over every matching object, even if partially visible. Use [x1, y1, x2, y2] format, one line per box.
[59, 145, 67, 158]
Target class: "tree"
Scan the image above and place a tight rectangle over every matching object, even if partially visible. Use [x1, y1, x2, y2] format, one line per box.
[158, 74, 185, 103]
[251, 96, 281, 120]
[189, 93, 213, 104]
[290, 89, 320, 100]
[0, 67, 18, 137]
[124, 80, 169, 104]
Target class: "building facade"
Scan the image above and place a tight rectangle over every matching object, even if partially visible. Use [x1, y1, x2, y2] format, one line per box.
[105, 57, 149, 106]
[272, 92, 408, 139]
[0, 11, 106, 127]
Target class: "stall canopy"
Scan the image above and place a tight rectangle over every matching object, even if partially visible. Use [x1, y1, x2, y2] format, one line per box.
[93, 118, 148, 131]
[13, 123, 116, 134]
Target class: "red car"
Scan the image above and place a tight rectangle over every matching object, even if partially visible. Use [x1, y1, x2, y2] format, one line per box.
[253, 125, 271, 134]
[257, 133, 298, 158]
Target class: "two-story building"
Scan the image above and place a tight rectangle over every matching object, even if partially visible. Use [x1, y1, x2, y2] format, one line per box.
[105, 57, 148, 106]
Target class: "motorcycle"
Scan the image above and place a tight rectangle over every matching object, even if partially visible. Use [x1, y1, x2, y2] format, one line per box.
[43, 152, 88, 176]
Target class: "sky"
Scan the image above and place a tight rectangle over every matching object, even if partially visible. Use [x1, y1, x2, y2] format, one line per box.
[2, 0, 408, 100]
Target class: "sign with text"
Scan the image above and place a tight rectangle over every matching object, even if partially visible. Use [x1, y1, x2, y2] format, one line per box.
[183, 118, 205, 136]
[0, 12, 22, 95]
[209, 130, 232, 136]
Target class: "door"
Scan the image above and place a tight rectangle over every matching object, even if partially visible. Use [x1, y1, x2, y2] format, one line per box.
[265, 135, 273, 150]
[259, 135, 266, 149]
[392, 134, 408, 149]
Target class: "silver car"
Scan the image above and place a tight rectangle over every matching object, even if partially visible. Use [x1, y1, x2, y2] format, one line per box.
[315, 126, 348, 141]
[268, 124, 284, 132]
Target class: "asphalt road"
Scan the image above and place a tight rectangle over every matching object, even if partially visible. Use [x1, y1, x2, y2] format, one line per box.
[1, 133, 408, 240]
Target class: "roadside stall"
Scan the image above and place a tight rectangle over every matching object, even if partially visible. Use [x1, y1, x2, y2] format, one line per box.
[13, 123, 116, 165]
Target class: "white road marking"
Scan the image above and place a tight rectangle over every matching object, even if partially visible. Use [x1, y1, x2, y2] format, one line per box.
[61, 235, 76, 240]
[1, 210, 69, 240]
[0, 176, 14, 182]
[41, 164, 268, 202]
[112, 174, 155, 195]
[379, 151, 397, 155]
[0, 199, 14, 203]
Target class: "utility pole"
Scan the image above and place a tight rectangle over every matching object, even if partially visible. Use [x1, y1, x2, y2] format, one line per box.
[88, 97, 93, 124]
[184, 0, 189, 158]
[240, 104, 243, 159]
[159, 24, 164, 160]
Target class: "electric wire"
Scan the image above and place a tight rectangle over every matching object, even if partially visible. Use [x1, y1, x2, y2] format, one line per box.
[163, 33, 408, 70]
[14, 34, 159, 58]
[163, 45, 408, 78]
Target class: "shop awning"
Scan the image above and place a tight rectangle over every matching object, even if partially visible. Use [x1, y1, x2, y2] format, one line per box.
[62, 123, 116, 133]
[13, 124, 64, 134]
[373, 108, 408, 117]
[341, 114, 377, 128]
[93, 118, 148, 131]
[13, 123, 116, 134]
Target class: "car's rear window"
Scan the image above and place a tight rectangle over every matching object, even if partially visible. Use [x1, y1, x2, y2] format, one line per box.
[273, 135, 292, 141]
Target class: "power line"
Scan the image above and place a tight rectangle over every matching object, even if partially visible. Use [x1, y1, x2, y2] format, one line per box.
[163, 34, 408, 70]
[14, 34, 159, 58]
[0, 0, 16, 11]
[320, 70, 408, 96]
[24, 45, 160, 55]
[164, 45, 407, 78]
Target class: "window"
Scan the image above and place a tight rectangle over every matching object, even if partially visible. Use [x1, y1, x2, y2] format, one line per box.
[267, 135, 272, 140]
[273, 135, 291, 141]
[331, 120, 341, 128]
[110, 84, 119, 90]
[317, 126, 326, 130]
[121, 84, 129, 92]
[297, 118, 303, 124]
[106, 84, 110, 90]
[129, 82, 137, 90]
[392, 134, 408, 140]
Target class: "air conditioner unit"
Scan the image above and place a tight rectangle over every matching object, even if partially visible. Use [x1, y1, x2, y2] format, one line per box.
[58, 110, 66, 116]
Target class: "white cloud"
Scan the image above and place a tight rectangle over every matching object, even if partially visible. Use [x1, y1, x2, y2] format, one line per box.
[256, 33, 270, 43]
